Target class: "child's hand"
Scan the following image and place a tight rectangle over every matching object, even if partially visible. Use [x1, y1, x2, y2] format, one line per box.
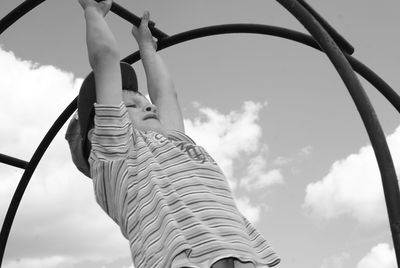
[131, 11, 157, 51]
[78, 0, 112, 17]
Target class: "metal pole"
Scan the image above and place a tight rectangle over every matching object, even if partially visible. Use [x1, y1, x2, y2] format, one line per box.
[0, 98, 78, 265]
[0, 154, 28, 169]
[296, 0, 354, 54]
[276, 0, 400, 265]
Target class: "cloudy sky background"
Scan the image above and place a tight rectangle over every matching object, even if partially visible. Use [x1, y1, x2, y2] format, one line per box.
[0, 0, 399, 267]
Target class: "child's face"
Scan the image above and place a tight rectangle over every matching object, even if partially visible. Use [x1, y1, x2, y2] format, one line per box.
[122, 90, 166, 135]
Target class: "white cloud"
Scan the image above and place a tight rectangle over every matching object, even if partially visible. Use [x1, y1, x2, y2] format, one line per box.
[320, 252, 350, 268]
[241, 149, 284, 191]
[3, 256, 73, 268]
[356, 243, 396, 268]
[0, 47, 82, 158]
[185, 101, 266, 180]
[272, 145, 312, 176]
[235, 197, 261, 224]
[3, 256, 133, 268]
[185, 101, 283, 190]
[272, 156, 292, 166]
[303, 126, 400, 226]
[0, 47, 130, 265]
[299, 146, 312, 157]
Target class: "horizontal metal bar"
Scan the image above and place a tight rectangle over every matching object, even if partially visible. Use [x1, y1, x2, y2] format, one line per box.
[0, 154, 28, 169]
[95, 0, 169, 40]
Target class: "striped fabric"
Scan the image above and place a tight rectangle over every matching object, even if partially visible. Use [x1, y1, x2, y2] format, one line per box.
[89, 103, 280, 268]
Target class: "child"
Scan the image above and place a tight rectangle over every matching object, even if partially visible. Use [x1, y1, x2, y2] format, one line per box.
[68, 0, 280, 267]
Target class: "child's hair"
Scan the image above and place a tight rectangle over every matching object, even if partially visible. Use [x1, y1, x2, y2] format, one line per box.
[78, 62, 139, 161]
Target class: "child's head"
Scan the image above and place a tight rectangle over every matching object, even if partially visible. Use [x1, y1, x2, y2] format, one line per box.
[78, 62, 139, 160]
[122, 90, 166, 136]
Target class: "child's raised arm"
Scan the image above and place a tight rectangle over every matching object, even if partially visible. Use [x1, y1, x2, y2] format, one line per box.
[132, 12, 185, 132]
[79, 0, 122, 105]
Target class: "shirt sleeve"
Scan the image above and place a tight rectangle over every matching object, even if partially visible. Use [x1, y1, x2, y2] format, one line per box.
[90, 102, 134, 161]
[91, 158, 128, 236]
[88, 102, 132, 233]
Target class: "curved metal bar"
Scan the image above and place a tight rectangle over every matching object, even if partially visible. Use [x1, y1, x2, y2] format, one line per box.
[296, 0, 354, 54]
[0, 0, 168, 40]
[276, 0, 400, 265]
[0, 0, 46, 35]
[0, 154, 28, 169]
[123, 24, 400, 113]
[123, 23, 321, 63]
[94, 0, 169, 40]
[0, 98, 77, 265]
[347, 56, 400, 114]
[1, 1, 399, 267]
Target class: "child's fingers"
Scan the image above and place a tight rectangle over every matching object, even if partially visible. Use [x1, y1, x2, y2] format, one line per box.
[140, 11, 150, 27]
[100, 0, 113, 12]
[131, 25, 139, 38]
[101, 0, 112, 6]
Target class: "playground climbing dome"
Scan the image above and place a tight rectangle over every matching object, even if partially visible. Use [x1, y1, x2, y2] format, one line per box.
[0, 0, 400, 267]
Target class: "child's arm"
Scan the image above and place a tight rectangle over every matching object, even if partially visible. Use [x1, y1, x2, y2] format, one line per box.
[132, 12, 185, 132]
[79, 0, 122, 105]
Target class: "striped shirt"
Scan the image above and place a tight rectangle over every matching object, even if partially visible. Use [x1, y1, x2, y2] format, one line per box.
[89, 103, 280, 268]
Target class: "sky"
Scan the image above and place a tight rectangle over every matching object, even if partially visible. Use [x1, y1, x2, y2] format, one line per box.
[0, 0, 399, 268]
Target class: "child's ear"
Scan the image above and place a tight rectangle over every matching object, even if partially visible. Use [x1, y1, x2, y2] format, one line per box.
[87, 128, 94, 142]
